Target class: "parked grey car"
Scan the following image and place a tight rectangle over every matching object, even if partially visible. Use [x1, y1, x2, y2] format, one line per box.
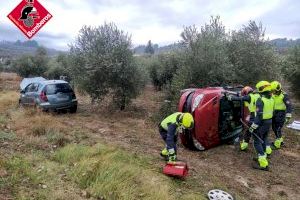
[19, 80, 77, 113]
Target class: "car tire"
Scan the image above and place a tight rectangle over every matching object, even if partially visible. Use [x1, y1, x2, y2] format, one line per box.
[70, 105, 77, 113]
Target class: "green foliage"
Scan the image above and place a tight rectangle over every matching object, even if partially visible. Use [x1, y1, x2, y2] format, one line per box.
[144, 40, 155, 55]
[134, 56, 151, 86]
[45, 53, 71, 80]
[228, 21, 279, 85]
[287, 45, 300, 100]
[12, 47, 49, 77]
[70, 22, 142, 110]
[149, 53, 183, 90]
[154, 17, 281, 115]
[179, 16, 234, 88]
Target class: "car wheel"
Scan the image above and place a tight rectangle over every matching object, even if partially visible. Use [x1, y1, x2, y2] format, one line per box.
[180, 130, 205, 151]
[70, 105, 77, 113]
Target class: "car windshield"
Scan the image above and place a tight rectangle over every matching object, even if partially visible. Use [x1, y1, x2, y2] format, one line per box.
[45, 83, 73, 95]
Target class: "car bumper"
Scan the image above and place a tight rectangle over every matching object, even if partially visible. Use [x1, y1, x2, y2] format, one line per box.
[39, 99, 77, 110]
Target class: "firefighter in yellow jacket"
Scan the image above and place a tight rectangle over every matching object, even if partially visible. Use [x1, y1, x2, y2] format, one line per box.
[159, 112, 194, 162]
[271, 81, 293, 149]
[249, 81, 274, 170]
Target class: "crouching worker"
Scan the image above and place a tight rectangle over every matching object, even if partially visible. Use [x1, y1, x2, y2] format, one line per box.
[159, 112, 194, 162]
[249, 81, 274, 170]
[271, 81, 293, 149]
[227, 86, 260, 151]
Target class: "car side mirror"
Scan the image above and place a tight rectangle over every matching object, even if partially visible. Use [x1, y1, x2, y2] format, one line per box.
[20, 90, 25, 94]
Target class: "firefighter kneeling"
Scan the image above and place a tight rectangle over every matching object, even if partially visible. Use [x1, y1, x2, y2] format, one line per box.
[159, 112, 194, 163]
[250, 81, 274, 170]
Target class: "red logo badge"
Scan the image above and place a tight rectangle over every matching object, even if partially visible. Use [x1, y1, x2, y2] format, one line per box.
[7, 0, 53, 39]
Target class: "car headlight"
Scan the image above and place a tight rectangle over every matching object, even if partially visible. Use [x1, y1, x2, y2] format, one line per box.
[192, 94, 204, 112]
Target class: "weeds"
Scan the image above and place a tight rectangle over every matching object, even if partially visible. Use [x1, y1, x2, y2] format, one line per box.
[54, 144, 175, 200]
[0, 131, 16, 141]
[46, 131, 70, 147]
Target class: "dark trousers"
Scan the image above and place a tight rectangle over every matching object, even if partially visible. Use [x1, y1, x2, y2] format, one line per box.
[243, 113, 255, 143]
[272, 110, 285, 139]
[253, 120, 272, 156]
[159, 125, 177, 152]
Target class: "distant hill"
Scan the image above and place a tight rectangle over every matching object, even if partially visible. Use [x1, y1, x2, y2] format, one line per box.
[0, 40, 62, 58]
[133, 43, 184, 55]
[269, 38, 300, 53]
[133, 38, 300, 55]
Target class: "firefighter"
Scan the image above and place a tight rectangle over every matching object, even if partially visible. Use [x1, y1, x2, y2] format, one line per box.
[249, 81, 274, 170]
[270, 81, 292, 149]
[159, 112, 194, 162]
[227, 86, 260, 151]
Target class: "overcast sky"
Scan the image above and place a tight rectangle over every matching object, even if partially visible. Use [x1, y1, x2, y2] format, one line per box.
[0, 0, 299, 50]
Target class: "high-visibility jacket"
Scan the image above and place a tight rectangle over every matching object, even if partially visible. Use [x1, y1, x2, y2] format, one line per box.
[273, 93, 286, 111]
[160, 112, 182, 130]
[253, 94, 275, 125]
[261, 97, 274, 120]
[245, 93, 260, 113]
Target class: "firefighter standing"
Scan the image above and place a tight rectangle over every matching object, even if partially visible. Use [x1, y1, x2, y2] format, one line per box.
[249, 81, 274, 170]
[228, 86, 260, 151]
[270, 81, 292, 149]
[159, 112, 194, 162]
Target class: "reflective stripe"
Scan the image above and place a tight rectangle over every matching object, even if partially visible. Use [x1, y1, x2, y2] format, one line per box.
[160, 112, 181, 130]
[251, 123, 259, 129]
[273, 93, 286, 111]
[261, 97, 274, 120]
[248, 93, 260, 113]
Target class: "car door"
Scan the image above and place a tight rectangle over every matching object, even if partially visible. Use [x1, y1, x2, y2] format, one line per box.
[27, 83, 39, 106]
[20, 84, 33, 105]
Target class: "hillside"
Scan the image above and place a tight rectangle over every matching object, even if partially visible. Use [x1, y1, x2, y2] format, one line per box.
[133, 38, 300, 55]
[0, 40, 62, 58]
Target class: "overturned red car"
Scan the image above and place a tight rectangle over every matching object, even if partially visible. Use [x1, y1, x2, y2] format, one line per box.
[179, 87, 247, 150]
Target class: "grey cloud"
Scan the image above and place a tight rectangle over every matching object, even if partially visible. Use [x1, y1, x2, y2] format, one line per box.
[256, 0, 300, 38]
[0, 24, 69, 50]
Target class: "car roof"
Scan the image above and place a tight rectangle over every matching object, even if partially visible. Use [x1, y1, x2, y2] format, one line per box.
[42, 80, 69, 85]
[20, 77, 46, 90]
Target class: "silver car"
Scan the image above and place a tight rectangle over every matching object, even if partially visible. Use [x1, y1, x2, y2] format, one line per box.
[19, 80, 77, 113]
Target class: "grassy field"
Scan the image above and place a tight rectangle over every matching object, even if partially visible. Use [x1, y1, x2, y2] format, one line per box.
[0, 73, 299, 200]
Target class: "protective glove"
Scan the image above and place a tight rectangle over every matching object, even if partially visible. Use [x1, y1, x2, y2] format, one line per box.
[249, 123, 258, 133]
[285, 113, 292, 124]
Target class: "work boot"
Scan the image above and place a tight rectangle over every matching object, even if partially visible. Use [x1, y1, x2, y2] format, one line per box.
[240, 140, 249, 151]
[167, 148, 177, 163]
[265, 146, 272, 156]
[252, 162, 269, 171]
[160, 148, 168, 156]
[160, 148, 169, 160]
[252, 153, 267, 161]
[252, 155, 269, 171]
[273, 137, 283, 149]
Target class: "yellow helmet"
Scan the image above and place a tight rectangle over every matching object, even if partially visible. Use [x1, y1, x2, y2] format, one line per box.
[271, 81, 282, 92]
[256, 81, 271, 93]
[179, 113, 194, 129]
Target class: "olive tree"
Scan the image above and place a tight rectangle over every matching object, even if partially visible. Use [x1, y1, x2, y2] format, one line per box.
[227, 21, 279, 85]
[70, 22, 141, 110]
[12, 47, 49, 77]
